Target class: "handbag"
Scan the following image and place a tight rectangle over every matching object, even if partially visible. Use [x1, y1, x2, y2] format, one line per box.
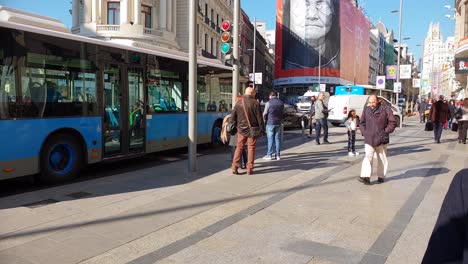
[452, 122, 459, 132]
[242, 98, 263, 138]
[226, 121, 237, 135]
[455, 108, 462, 120]
[425, 121, 434, 131]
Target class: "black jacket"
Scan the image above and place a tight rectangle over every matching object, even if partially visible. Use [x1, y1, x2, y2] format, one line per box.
[423, 169, 468, 264]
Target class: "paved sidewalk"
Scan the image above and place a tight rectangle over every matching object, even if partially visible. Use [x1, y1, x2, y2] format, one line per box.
[0, 117, 466, 264]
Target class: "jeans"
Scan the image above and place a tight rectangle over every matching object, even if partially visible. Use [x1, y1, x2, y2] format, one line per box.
[315, 118, 328, 142]
[433, 122, 443, 141]
[266, 124, 281, 157]
[347, 130, 356, 153]
[459, 121, 468, 143]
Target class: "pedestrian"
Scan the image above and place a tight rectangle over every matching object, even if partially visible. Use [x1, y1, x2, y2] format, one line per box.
[422, 168, 468, 263]
[345, 109, 360, 156]
[456, 98, 468, 144]
[263, 91, 284, 160]
[448, 99, 457, 129]
[314, 92, 331, 144]
[429, 95, 451, 144]
[308, 95, 317, 138]
[418, 99, 427, 123]
[358, 95, 397, 184]
[221, 114, 247, 169]
[231, 87, 265, 175]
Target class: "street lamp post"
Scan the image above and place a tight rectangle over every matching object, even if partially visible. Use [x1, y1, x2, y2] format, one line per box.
[396, 0, 403, 107]
[252, 17, 256, 89]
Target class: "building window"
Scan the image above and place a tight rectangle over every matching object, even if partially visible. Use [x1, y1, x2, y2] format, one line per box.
[205, 33, 208, 50]
[107, 2, 120, 25]
[211, 37, 213, 54]
[141, 5, 152, 28]
[197, 24, 200, 45]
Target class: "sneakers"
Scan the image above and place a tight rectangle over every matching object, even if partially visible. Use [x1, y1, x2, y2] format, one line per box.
[354, 152, 360, 156]
[348, 152, 354, 157]
[377, 178, 385, 183]
[276, 155, 281, 160]
[263, 156, 273, 160]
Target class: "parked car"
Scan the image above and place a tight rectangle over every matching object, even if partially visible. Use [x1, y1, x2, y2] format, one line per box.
[260, 103, 309, 129]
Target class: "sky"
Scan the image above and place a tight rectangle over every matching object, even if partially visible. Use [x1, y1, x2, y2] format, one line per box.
[0, 0, 456, 61]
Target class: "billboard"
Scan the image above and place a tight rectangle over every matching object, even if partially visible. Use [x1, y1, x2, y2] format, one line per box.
[274, 0, 370, 86]
[386, 65, 398, 80]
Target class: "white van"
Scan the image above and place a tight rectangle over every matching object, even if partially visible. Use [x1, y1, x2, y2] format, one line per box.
[327, 95, 403, 127]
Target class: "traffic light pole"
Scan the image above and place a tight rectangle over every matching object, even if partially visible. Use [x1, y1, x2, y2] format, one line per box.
[232, 0, 240, 109]
[396, 0, 403, 106]
[188, 0, 197, 175]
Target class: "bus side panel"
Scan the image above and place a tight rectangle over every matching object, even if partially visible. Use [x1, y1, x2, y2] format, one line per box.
[0, 117, 102, 180]
[146, 112, 226, 153]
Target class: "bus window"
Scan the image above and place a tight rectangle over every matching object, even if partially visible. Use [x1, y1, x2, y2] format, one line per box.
[147, 69, 182, 113]
[0, 63, 17, 119]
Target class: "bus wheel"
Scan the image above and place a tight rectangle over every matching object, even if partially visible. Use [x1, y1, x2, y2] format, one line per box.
[211, 120, 223, 147]
[39, 134, 82, 183]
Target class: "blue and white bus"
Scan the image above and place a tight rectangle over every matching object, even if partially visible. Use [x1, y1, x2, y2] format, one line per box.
[0, 13, 232, 183]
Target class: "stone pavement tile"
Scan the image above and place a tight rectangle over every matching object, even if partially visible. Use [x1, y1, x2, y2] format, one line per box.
[2, 237, 89, 264]
[162, 223, 312, 264]
[0, 252, 36, 264]
[82, 192, 272, 264]
[385, 165, 459, 264]
[285, 239, 363, 264]
[330, 223, 383, 253]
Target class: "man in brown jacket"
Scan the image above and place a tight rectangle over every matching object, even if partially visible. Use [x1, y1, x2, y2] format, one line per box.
[231, 87, 265, 175]
[429, 95, 451, 143]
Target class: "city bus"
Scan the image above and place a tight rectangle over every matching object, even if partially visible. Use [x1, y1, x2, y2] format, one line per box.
[0, 12, 232, 183]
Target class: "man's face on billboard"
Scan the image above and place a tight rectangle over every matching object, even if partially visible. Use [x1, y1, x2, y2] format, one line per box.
[290, 0, 334, 42]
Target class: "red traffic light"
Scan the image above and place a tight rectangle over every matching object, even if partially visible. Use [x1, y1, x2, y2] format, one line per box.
[221, 32, 231, 42]
[221, 20, 231, 31]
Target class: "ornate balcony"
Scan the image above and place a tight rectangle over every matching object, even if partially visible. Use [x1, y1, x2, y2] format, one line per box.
[96, 25, 120, 32]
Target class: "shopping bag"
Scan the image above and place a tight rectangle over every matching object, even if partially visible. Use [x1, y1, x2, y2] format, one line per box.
[425, 122, 434, 131]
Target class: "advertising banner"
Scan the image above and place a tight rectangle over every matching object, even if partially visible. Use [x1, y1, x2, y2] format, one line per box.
[386, 65, 398, 80]
[455, 57, 468, 74]
[376, 76, 386, 89]
[399, 64, 412, 79]
[393, 82, 401, 93]
[412, 78, 421, 88]
[274, 0, 369, 86]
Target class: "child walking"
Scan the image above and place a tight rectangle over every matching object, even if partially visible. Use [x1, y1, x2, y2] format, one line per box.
[345, 110, 360, 157]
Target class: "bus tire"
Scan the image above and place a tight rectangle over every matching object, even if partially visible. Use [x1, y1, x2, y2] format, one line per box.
[39, 134, 83, 183]
[210, 120, 223, 147]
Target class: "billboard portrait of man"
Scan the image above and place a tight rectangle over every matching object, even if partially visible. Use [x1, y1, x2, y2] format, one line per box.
[281, 0, 340, 70]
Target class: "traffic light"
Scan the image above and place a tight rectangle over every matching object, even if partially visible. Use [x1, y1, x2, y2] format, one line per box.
[220, 20, 232, 54]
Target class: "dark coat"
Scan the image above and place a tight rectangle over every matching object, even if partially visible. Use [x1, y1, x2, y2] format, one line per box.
[422, 169, 468, 264]
[359, 104, 397, 147]
[231, 95, 265, 137]
[263, 97, 284, 126]
[429, 100, 451, 123]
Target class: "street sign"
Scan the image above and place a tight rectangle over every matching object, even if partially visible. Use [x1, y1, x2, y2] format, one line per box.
[412, 78, 421, 88]
[400, 64, 412, 79]
[376, 76, 386, 89]
[248, 72, 262, 84]
[319, 83, 326, 92]
[393, 82, 401, 93]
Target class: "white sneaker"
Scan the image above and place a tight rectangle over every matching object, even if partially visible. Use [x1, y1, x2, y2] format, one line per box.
[276, 155, 281, 160]
[348, 152, 354, 157]
[263, 156, 273, 160]
[354, 152, 360, 156]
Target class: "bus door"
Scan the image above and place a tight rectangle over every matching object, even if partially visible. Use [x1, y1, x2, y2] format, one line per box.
[102, 65, 145, 157]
